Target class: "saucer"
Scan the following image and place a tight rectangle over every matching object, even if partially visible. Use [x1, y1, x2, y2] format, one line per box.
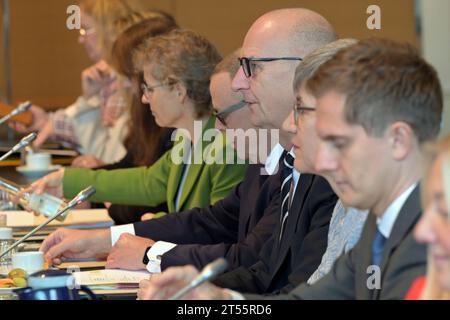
[16, 165, 62, 178]
[0, 287, 16, 295]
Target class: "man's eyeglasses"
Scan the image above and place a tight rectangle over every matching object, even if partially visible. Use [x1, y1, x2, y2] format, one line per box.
[79, 27, 96, 37]
[293, 102, 315, 124]
[213, 100, 248, 126]
[239, 57, 303, 78]
[140, 82, 169, 99]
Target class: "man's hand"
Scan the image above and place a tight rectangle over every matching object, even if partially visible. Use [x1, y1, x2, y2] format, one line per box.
[32, 119, 53, 148]
[137, 265, 230, 300]
[106, 233, 154, 270]
[40, 228, 111, 265]
[71, 155, 105, 168]
[141, 213, 156, 221]
[11, 169, 65, 206]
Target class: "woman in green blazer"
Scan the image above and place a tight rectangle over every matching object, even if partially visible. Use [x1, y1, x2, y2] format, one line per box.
[27, 29, 247, 218]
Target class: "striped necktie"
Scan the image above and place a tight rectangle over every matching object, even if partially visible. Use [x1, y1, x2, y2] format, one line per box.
[279, 152, 295, 242]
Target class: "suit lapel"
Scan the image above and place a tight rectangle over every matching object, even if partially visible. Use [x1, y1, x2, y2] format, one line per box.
[176, 163, 204, 211]
[275, 174, 314, 262]
[379, 186, 422, 274]
[241, 165, 265, 238]
[174, 117, 215, 211]
[359, 215, 377, 300]
[364, 185, 422, 300]
[166, 159, 185, 212]
[166, 130, 190, 212]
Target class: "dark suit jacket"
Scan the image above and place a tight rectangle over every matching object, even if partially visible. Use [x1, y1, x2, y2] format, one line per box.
[133, 164, 281, 270]
[213, 174, 337, 294]
[250, 185, 427, 300]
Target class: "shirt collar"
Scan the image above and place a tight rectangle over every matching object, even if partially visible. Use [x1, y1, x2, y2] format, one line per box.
[264, 144, 297, 175]
[376, 183, 417, 238]
[264, 143, 286, 175]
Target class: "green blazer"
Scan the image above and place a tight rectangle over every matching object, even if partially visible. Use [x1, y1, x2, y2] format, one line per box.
[63, 117, 248, 218]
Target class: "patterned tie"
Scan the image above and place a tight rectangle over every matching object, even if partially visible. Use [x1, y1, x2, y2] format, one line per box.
[371, 227, 387, 266]
[279, 152, 295, 242]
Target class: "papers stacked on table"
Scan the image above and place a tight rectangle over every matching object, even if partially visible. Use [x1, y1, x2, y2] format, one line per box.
[73, 269, 151, 295]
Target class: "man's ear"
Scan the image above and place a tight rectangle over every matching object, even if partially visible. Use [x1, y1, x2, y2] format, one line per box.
[387, 122, 416, 161]
[174, 82, 188, 103]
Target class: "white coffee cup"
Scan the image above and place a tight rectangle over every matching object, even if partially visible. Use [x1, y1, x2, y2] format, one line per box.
[26, 153, 51, 170]
[0, 227, 12, 239]
[12, 251, 44, 275]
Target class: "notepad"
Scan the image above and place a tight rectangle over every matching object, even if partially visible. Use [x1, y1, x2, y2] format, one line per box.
[73, 269, 151, 288]
[56, 260, 107, 270]
[5, 209, 113, 228]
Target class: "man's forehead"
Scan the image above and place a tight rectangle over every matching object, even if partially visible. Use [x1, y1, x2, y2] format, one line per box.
[315, 92, 352, 135]
[296, 87, 316, 104]
[241, 31, 289, 57]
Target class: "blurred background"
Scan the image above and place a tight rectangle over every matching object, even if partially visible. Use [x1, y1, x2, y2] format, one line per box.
[0, 0, 448, 135]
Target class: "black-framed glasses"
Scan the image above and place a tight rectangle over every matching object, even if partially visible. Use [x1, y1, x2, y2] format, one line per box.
[140, 82, 168, 98]
[293, 102, 315, 124]
[238, 57, 303, 78]
[213, 100, 248, 126]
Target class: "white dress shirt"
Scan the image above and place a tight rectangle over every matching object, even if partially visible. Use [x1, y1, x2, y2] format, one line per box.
[376, 183, 417, 238]
[229, 182, 419, 299]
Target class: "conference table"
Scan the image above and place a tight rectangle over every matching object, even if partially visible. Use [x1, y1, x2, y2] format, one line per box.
[0, 155, 144, 300]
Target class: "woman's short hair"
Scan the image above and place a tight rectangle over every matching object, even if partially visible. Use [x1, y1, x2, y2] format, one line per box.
[134, 29, 222, 118]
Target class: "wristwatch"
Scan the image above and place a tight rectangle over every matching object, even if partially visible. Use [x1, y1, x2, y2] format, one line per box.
[142, 246, 152, 265]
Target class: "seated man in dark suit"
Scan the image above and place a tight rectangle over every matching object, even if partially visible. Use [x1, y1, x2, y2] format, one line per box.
[137, 38, 443, 300]
[38, 9, 338, 288]
[38, 7, 338, 278]
[37, 51, 281, 272]
[138, 8, 346, 296]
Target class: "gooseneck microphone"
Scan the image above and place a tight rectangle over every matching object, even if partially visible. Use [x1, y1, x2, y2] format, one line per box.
[0, 186, 96, 259]
[0, 101, 32, 125]
[0, 132, 37, 162]
[168, 258, 228, 300]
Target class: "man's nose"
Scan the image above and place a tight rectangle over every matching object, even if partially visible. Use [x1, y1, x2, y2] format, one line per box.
[231, 67, 250, 92]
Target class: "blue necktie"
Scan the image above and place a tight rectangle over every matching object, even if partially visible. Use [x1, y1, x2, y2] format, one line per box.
[279, 152, 295, 242]
[371, 227, 387, 266]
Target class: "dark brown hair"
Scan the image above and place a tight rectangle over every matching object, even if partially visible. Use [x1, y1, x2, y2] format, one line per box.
[111, 15, 178, 78]
[306, 38, 443, 143]
[111, 15, 178, 166]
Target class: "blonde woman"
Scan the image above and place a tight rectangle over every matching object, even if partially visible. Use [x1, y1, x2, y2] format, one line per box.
[10, 0, 148, 164]
[406, 136, 450, 299]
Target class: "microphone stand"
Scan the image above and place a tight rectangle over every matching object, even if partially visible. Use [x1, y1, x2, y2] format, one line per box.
[0, 101, 32, 126]
[0, 132, 37, 162]
[168, 258, 228, 300]
[0, 186, 96, 259]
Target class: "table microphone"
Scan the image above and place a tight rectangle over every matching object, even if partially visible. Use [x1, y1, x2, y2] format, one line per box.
[0, 101, 32, 125]
[168, 258, 228, 300]
[0, 132, 37, 162]
[0, 186, 96, 259]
